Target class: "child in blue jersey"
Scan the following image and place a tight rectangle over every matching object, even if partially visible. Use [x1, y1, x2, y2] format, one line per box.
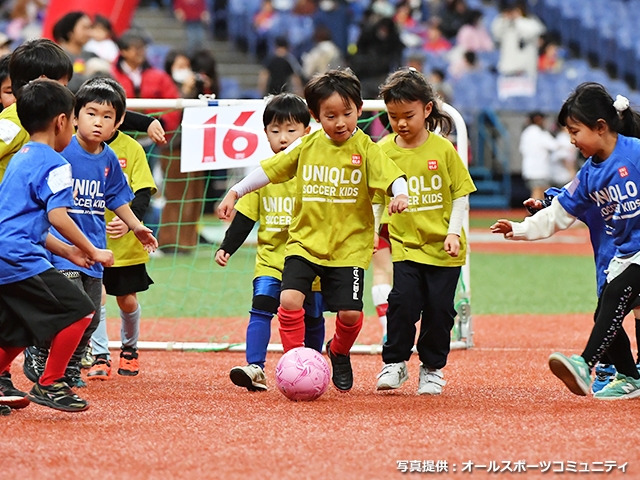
[526, 187, 640, 393]
[491, 82, 640, 399]
[0, 79, 114, 413]
[216, 93, 325, 391]
[23, 77, 158, 388]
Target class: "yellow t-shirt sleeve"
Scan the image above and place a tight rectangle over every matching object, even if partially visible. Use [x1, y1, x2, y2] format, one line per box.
[447, 149, 477, 199]
[366, 142, 406, 195]
[261, 141, 301, 184]
[235, 190, 260, 222]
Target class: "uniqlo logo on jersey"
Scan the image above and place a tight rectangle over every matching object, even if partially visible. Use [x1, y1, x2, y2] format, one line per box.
[619, 166, 629, 177]
[119, 158, 127, 169]
[351, 154, 362, 166]
[104, 167, 110, 177]
[428, 160, 438, 170]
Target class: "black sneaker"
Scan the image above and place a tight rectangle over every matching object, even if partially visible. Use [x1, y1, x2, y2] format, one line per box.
[23, 346, 48, 383]
[64, 363, 87, 388]
[0, 371, 30, 409]
[28, 380, 89, 412]
[326, 339, 353, 392]
[0, 405, 10, 416]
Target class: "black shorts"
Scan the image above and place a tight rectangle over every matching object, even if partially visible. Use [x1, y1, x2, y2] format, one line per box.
[103, 264, 154, 297]
[0, 268, 95, 347]
[281, 255, 364, 312]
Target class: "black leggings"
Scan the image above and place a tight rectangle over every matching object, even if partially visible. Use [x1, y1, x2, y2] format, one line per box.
[582, 264, 640, 378]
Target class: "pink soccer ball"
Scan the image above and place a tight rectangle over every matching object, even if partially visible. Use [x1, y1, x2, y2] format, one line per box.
[275, 347, 330, 401]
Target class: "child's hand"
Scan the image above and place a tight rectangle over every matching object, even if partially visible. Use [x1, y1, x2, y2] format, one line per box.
[147, 119, 167, 145]
[67, 246, 95, 269]
[490, 219, 514, 238]
[523, 197, 544, 215]
[132, 224, 159, 252]
[215, 249, 230, 266]
[217, 191, 238, 220]
[106, 216, 129, 239]
[444, 234, 460, 257]
[388, 194, 409, 214]
[92, 248, 114, 267]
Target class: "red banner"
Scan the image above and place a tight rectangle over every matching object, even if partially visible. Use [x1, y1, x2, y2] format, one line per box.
[42, 0, 140, 39]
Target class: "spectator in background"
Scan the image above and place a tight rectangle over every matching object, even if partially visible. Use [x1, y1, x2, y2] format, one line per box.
[191, 49, 221, 98]
[257, 35, 304, 96]
[438, 0, 473, 40]
[301, 24, 344, 81]
[550, 121, 578, 187]
[165, 49, 201, 98]
[349, 16, 404, 99]
[491, 1, 545, 79]
[448, 50, 480, 79]
[84, 15, 119, 63]
[6, 0, 45, 41]
[429, 68, 454, 104]
[538, 37, 562, 73]
[519, 111, 557, 200]
[52, 11, 97, 93]
[423, 19, 452, 53]
[455, 9, 493, 54]
[173, 0, 210, 55]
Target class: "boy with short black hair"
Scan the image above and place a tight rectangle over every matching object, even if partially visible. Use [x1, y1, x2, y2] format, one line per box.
[0, 79, 114, 413]
[22, 77, 158, 387]
[86, 77, 158, 380]
[216, 93, 325, 391]
[218, 68, 409, 392]
[0, 54, 14, 109]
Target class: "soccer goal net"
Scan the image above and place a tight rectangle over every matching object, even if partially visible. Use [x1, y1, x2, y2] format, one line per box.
[106, 98, 473, 354]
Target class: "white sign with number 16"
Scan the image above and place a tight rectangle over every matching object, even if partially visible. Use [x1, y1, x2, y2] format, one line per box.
[180, 104, 273, 172]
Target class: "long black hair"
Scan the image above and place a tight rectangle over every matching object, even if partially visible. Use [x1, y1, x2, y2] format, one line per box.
[558, 82, 640, 138]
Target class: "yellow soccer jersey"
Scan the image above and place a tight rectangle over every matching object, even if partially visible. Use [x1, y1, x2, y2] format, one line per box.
[104, 131, 158, 266]
[261, 128, 406, 269]
[381, 132, 476, 267]
[0, 104, 30, 183]
[235, 179, 296, 280]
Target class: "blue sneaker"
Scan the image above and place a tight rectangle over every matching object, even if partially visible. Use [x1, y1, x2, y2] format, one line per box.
[594, 373, 640, 400]
[592, 363, 616, 394]
[548, 352, 591, 396]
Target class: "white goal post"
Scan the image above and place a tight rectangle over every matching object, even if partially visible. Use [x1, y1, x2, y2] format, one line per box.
[115, 98, 473, 354]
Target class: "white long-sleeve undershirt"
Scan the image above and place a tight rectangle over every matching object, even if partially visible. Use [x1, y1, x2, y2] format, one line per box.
[510, 196, 576, 240]
[448, 195, 468, 236]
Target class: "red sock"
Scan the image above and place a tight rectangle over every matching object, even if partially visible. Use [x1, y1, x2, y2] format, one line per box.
[330, 312, 364, 356]
[277, 306, 305, 352]
[0, 347, 24, 373]
[40, 314, 92, 386]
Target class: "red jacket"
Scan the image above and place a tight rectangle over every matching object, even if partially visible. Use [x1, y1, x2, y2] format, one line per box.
[173, 0, 207, 22]
[111, 58, 182, 133]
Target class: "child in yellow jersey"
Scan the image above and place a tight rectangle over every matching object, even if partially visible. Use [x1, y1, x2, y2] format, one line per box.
[83, 78, 158, 380]
[218, 68, 409, 392]
[374, 68, 476, 395]
[215, 93, 325, 392]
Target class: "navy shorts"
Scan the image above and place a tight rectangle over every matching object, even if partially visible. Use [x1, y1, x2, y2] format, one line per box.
[0, 268, 95, 347]
[281, 256, 364, 312]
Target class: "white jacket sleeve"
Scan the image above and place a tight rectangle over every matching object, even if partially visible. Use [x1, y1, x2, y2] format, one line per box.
[510, 197, 576, 240]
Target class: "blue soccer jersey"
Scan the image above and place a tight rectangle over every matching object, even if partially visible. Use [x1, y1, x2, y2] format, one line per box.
[0, 142, 74, 285]
[546, 187, 613, 296]
[557, 134, 640, 259]
[50, 136, 133, 277]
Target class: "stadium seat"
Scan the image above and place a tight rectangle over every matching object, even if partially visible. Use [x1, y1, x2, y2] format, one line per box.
[146, 44, 172, 70]
[218, 77, 241, 99]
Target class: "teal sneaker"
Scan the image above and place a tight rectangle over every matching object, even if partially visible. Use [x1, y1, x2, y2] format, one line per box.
[594, 373, 640, 400]
[548, 352, 591, 396]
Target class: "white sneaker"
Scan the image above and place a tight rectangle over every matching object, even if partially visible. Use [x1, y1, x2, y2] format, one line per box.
[418, 366, 446, 395]
[376, 362, 409, 390]
[229, 364, 267, 391]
